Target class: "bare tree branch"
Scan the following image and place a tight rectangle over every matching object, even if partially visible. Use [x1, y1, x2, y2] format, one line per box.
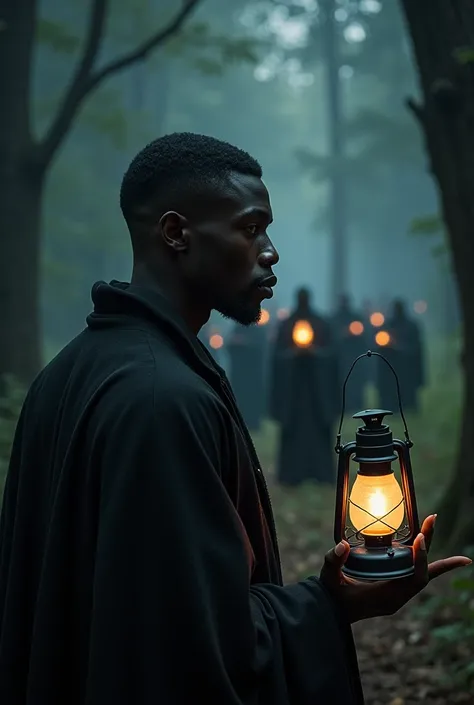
[86, 0, 201, 91]
[38, 0, 201, 171]
[39, 0, 108, 168]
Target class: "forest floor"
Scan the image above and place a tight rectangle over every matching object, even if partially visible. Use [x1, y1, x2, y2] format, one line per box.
[252, 401, 474, 705]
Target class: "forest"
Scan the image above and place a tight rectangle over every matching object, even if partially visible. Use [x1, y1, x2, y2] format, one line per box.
[1, 1, 473, 702]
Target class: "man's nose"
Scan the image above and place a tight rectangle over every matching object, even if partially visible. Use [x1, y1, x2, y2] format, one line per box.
[258, 239, 279, 267]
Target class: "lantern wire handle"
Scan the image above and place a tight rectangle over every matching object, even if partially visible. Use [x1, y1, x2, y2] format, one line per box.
[335, 350, 413, 453]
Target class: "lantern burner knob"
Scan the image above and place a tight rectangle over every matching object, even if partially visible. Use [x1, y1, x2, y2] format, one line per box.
[352, 409, 397, 463]
[352, 409, 393, 431]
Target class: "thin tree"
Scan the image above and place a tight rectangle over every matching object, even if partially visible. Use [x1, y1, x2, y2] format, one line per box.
[0, 0, 200, 383]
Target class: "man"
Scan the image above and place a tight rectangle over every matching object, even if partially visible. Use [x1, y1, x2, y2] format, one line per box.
[0, 133, 470, 705]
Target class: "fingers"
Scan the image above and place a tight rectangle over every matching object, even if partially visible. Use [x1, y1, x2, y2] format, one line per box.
[320, 540, 350, 589]
[415, 519, 471, 582]
[428, 556, 472, 580]
[420, 514, 437, 553]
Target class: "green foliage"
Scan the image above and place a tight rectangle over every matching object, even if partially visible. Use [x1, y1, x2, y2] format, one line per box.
[37, 91, 130, 149]
[36, 18, 80, 54]
[410, 214, 447, 258]
[453, 46, 474, 65]
[80, 99, 130, 149]
[191, 57, 225, 76]
[343, 108, 420, 163]
[166, 22, 260, 74]
[413, 559, 474, 689]
[0, 377, 26, 497]
[410, 214, 444, 236]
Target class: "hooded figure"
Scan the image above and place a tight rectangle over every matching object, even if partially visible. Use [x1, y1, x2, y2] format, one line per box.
[270, 287, 339, 486]
[376, 299, 425, 412]
[227, 321, 268, 431]
[331, 294, 370, 414]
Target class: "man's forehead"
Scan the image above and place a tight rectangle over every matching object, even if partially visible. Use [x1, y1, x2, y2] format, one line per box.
[218, 171, 272, 216]
[227, 171, 269, 200]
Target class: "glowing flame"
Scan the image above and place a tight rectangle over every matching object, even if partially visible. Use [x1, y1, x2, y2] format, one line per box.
[258, 308, 270, 326]
[277, 307, 290, 320]
[349, 320, 364, 336]
[209, 334, 224, 350]
[370, 312, 385, 327]
[414, 300, 427, 314]
[368, 489, 388, 518]
[375, 330, 390, 347]
[292, 320, 314, 348]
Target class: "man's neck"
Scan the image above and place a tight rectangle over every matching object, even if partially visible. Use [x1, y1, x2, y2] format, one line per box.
[131, 264, 210, 335]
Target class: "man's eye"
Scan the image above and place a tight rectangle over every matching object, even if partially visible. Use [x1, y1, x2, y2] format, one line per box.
[245, 224, 259, 236]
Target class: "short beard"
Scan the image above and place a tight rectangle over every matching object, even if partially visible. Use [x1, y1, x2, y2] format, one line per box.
[215, 298, 261, 326]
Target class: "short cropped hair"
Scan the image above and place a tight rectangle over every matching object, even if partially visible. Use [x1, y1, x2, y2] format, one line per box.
[120, 132, 262, 224]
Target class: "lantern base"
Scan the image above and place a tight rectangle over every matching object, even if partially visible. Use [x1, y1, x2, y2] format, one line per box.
[342, 541, 414, 581]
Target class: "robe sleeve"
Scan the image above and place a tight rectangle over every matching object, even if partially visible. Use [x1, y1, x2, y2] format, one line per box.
[85, 383, 362, 705]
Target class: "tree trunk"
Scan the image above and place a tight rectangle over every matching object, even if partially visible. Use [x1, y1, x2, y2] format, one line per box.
[400, 1, 474, 551]
[321, 0, 348, 308]
[0, 169, 44, 383]
[0, 0, 43, 383]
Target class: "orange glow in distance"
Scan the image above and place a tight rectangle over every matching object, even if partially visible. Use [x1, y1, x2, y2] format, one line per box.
[370, 312, 385, 327]
[258, 308, 270, 326]
[209, 334, 224, 350]
[277, 307, 290, 320]
[349, 320, 364, 336]
[375, 330, 391, 347]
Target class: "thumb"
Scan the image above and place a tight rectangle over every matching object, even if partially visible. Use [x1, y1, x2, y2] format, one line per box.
[320, 540, 350, 588]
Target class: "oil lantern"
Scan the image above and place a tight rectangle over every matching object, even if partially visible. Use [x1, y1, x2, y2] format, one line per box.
[334, 351, 420, 581]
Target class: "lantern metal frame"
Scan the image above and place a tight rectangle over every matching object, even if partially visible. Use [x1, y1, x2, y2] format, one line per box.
[334, 350, 420, 581]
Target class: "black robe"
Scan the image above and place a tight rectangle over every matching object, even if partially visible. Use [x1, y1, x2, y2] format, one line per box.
[0, 281, 363, 705]
[275, 348, 337, 486]
[376, 315, 425, 412]
[227, 323, 267, 431]
[270, 309, 340, 486]
[331, 307, 370, 415]
[269, 309, 335, 420]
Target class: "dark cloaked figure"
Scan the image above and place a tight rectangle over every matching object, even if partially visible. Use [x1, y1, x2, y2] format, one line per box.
[227, 321, 267, 431]
[0, 134, 363, 705]
[271, 288, 338, 486]
[376, 299, 425, 412]
[331, 294, 370, 414]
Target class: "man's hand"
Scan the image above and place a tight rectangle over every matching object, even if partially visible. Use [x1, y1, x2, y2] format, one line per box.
[320, 514, 472, 623]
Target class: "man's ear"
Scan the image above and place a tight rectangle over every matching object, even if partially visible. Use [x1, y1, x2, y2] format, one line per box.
[159, 211, 190, 252]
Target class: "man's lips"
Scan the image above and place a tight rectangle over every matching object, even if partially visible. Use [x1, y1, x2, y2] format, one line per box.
[257, 274, 277, 289]
[256, 275, 277, 299]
